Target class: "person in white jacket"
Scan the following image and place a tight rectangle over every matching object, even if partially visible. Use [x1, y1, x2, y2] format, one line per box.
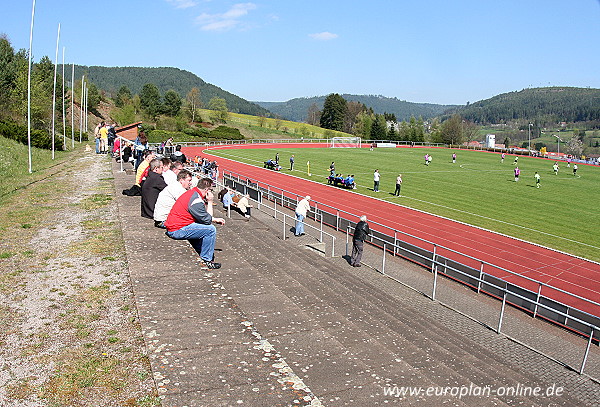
[294, 196, 311, 236]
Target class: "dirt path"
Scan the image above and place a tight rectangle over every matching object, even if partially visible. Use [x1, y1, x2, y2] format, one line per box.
[0, 150, 158, 406]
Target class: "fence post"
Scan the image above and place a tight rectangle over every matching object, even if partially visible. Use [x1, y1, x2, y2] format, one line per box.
[497, 290, 507, 334]
[394, 231, 398, 256]
[382, 243, 386, 275]
[533, 283, 542, 318]
[477, 262, 484, 293]
[580, 328, 594, 375]
[346, 226, 350, 257]
[432, 258, 438, 301]
[320, 212, 323, 243]
[431, 244, 437, 274]
[283, 213, 286, 240]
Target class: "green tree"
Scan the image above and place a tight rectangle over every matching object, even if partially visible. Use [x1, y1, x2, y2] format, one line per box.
[162, 89, 182, 117]
[441, 114, 464, 145]
[370, 114, 387, 140]
[0, 35, 18, 116]
[139, 83, 162, 119]
[320, 93, 347, 131]
[115, 85, 132, 108]
[208, 97, 228, 123]
[353, 111, 373, 138]
[87, 82, 101, 114]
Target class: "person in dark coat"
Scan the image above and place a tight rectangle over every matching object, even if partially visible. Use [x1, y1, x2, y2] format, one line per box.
[350, 215, 370, 267]
[141, 159, 167, 219]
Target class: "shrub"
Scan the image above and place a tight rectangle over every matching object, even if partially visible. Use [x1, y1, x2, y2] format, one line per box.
[0, 120, 64, 150]
[209, 126, 244, 140]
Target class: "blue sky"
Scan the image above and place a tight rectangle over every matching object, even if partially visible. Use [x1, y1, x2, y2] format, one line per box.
[2, 0, 600, 105]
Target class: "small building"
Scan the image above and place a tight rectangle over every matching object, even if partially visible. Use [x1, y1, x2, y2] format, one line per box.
[485, 134, 496, 148]
[115, 121, 142, 141]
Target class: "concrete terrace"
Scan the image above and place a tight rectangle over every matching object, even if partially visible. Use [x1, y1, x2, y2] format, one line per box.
[113, 160, 600, 407]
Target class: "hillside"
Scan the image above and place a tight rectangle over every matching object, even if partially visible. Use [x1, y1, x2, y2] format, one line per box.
[446, 87, 600, 124]
[67, 65, 272, 118]
[256, 95, 455, 122]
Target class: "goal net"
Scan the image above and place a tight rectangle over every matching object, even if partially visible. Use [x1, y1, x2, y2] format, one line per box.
[330, 136, 362, 148]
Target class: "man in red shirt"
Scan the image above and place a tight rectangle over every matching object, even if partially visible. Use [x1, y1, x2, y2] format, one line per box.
[165, 177, 225, 269]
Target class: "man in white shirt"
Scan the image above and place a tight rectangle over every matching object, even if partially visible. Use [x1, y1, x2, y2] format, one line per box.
[153, 169, 193, 228]
[373, 169, 380, 192]
[162, 160, 183, 186]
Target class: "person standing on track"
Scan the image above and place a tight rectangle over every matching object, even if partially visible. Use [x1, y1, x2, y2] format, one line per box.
[350, 215, 370, 267]
[373, 169, 380, 192]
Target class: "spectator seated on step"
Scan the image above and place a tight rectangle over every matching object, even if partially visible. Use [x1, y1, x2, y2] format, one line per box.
[153, 169, 193, 228]
[236, 194, 253, 219]
[141, 158, 167, 219]
[162, 159, 183, 186]
[221, 187, 235, 210]
[122, 149, 155, 196]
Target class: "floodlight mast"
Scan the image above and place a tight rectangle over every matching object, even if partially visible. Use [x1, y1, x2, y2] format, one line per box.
[553, 134, 562, 155]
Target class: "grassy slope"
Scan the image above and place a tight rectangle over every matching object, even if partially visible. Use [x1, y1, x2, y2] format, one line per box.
[209, 146, 600, 262]
[0, 136, 85, 198]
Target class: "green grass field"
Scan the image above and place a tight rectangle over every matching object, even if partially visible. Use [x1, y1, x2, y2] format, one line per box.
[209, 146, 600, 262]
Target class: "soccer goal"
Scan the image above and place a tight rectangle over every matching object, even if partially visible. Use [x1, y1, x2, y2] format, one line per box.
[330, 136, 362, 148]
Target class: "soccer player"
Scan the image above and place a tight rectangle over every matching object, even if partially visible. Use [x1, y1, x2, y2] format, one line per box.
[573, 163, 578, 176]
[553, 162, 559, 175]
[534, 172, 541, 188]
[514, 166, 520, 182]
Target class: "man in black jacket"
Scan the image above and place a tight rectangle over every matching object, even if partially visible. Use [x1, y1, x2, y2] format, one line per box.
[351, 215, 370, 267]
[141, 159, 167, 219]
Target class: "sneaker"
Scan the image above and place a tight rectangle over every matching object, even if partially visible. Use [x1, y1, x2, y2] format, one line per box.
[201, 260, 221, 269]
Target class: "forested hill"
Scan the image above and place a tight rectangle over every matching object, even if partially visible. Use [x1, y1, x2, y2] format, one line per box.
[68, 65, 272, 117]
[446, 87, 600, 124]
[256, 95, 455, 122]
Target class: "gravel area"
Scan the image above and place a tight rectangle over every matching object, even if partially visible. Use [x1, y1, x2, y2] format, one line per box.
[0, 151, 158, 407]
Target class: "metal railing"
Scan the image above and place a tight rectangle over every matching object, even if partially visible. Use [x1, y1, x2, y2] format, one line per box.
[195, 170, 337, 258]
[217, 166, 600, 377]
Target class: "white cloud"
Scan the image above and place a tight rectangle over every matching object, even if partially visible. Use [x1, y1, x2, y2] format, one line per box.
[166, 0, 198, 9]
[309, 32, 339, 41]
[196, 3, 257, 31]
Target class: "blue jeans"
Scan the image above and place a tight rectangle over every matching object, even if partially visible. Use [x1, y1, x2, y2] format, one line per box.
[167, 223, 217, 261]
[295, 213, 305, 235]
[95, 138, 100, 154]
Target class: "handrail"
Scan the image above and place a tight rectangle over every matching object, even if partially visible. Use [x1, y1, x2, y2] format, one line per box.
[218, 168, 600, 317]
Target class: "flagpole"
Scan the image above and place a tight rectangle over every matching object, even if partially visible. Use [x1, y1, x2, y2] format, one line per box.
[27, 0, 36, 173]
[62, 47, 66, 149]
[51, 23, 60, 160]
[71, 63, 75, 148]
[79, 75, 84, 142]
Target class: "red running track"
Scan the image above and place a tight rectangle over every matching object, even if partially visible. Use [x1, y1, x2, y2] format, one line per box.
[186, 143, 600, 318]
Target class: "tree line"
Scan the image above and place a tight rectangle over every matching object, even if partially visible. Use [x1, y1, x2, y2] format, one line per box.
[315, 93, 476, 145]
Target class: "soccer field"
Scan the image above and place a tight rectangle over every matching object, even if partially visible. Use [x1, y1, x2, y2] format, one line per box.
[208, 146, 600, 262]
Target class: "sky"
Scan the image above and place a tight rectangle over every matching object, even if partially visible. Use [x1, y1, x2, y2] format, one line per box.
[2, 0, 600, 106]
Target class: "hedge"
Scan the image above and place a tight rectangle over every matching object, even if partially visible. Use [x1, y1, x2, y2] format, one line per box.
[0, 120, 64, 150]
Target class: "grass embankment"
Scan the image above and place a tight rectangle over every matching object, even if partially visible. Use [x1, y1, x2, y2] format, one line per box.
[197, 108, 351, 140]
[0, 138, 158, 406]
[209, 146, 600, 262]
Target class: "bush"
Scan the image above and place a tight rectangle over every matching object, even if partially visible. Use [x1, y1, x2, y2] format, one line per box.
[209, 126, 244, 140]
[0, 120, 63, 150]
